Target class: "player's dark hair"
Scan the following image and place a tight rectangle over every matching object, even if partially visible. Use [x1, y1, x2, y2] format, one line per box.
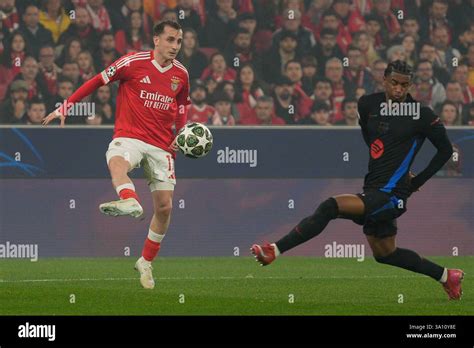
[153, 20, 181, 36]
[384, 60, 413, 79]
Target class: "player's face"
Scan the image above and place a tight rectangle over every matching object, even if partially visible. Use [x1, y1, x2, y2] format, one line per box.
[383, 72, 412, 102]
[154, 27, 183, 62]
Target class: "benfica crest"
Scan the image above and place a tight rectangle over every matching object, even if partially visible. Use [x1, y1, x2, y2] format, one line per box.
[171, 77, 180, 91]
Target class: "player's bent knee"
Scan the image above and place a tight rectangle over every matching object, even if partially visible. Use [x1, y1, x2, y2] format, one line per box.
[313, 197, 339, 220]
[154, 203, 172, 217]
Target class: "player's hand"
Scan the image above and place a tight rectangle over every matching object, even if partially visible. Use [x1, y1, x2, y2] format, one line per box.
[169, 137, 179, 152]
[408, 171, 420, 192]
[43, 109, 66, 127]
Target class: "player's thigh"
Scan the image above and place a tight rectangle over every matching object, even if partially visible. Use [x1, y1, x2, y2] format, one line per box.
[333, 194, 365, 217]
[143, 145, 176, 194]
[366, 234, 397, 257]
[105, 137, 144, 172]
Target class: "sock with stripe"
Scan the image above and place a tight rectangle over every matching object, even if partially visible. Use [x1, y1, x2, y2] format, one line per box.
[142, 229, 165, 262]
[116, 183, 140, 202]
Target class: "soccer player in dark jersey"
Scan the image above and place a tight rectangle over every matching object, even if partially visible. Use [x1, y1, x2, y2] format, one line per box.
[251, 60, 464, 300]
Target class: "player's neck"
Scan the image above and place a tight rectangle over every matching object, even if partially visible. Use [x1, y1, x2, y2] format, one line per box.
[154, 49, 172, 67]
[385, 93, 407, 103]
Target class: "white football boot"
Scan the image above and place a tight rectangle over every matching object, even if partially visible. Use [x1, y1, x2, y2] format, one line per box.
[99, 198, 143, 218]
[134, 257, 155, 289]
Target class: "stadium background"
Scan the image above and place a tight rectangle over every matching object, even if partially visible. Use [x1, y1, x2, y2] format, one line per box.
[0, 0, 473, 257]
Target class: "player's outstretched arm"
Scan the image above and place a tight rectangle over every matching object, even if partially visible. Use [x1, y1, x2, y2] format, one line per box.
[42, 74, 105, 127]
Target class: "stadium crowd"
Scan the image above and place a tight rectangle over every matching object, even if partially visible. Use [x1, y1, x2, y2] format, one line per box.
[0, 0, 473, 126]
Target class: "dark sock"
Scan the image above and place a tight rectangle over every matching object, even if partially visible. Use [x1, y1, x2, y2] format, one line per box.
[276, 197, 338, 253]
[375, 248, 444, 281]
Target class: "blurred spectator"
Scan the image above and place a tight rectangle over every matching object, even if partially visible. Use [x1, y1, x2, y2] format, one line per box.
[386, 44, 406, 62]
[271, 76, 312, 124]
[0, 79, 28, 123]
[204, 76, 218, 95]
[436, 81, 467, 117]
[452, 63, 474, 105]
[419, 0, 453, 41]
[234, 62, 266, 109]
[26, 97, 47, 125]
[306, 0, 333, 30]
[15, 56, 51, 102]
[317, 10, 351, 54]
[364, 13, 385, 52]
[0, 31, 29, 98]
[85, 111, 103, 125]
[214, 80, 250, 123]
[56, 37, 84, 67]
[92, 84, 114, 124]
[210, 91, 236, 126]
[298, 101, 332, 126]
[412, 59, 446, 109]
[203, 0, 238, 51]
[0, 0, 19, 33]
[109, 0, 153, 34]
[311, 77, 333, 107]
[60, 61, 83, 87]
[187, 80, 214, 124]
[439, 100, 462, 126]
[114, 10, 151, 54]
[272, 8, 316, 55]
[372, 0, 401, 42]
[39, 0, 71, 43]
[38, 45, 61, 96]
[93, 30, 120, 71]
[335, 97, 358, 126]
[237, 12, 271, 54]
[176, 28, 208, 81]
[300, 55, 318, 97]
[400, 34, 417, 67]
[355, 86, 366, 99]
[284, 60, 307, 95]
[398, 16, 421, 43]
[353, 30, 380, 68]
[48, 76, 73, 112]
[77, 50, 96, 81]
[465, 102, 474, 125]
[174, 0, 203, 41]
[59, 6, 99, 52]
[160, 8, 178, 22]
[431, 25, 461, 74]
[344, 45, 371, 89]
[419, 41, 450, 85]
[312, 28, 343, 75]
[363, 59, 387, 94]
[325, 57, 352, 123]
[467, 44, 474, 88]
[455, 25, 474, 56]
[19, 4, 54, 60]
[331, 0, 365, 35]
[224, 28, 259, 68]
[200, 52, 236, 83]
[85, 0, 112, 32]
[240, 95, 285, 125]
[262, 30, 301, 84]
[0, 16, 7, 56]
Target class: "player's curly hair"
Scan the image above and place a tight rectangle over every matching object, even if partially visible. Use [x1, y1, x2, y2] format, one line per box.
[384, 60, 413, 79]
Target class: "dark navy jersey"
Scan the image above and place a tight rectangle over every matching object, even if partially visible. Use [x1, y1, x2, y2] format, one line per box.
[358, 92, 453, 199]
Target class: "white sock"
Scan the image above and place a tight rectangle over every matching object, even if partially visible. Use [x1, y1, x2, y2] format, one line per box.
[148, 229, 165, 243]
[439, 268, 448, 283]
[115, 183, 135, 197]
[139, 256, 151, 266]
[271, 243, 280, 257]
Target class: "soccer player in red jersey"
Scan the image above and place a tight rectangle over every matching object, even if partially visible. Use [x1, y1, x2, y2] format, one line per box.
[43, 21, 191, 289]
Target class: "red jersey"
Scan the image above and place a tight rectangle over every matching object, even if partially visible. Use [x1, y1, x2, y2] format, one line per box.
[187, 104, 214, 124]
[100, 50, 191, 152]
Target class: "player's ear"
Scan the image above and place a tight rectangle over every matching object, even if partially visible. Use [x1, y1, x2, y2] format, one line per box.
[153, 35, 160, 46]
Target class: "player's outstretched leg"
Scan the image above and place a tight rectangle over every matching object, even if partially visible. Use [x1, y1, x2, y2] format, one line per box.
[99, 156, 143, 218]
[135, 189, 173, 289]
[251, 195, 364, 266]
[368, 235, 464, 300]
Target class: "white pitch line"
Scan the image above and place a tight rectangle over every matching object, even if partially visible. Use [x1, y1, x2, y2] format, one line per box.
[0, 275, 422, 283]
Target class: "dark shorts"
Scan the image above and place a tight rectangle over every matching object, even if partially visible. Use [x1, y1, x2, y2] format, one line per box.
[351, 190, 407, 238]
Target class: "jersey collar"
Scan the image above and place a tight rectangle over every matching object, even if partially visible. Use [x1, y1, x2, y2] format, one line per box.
[150, 50, 173, 73]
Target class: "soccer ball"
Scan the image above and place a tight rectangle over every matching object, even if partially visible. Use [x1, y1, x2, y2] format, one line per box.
[176, 122, 213, 158]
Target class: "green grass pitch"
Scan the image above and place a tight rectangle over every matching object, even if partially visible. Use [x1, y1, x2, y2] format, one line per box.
[0, 256, 472, 315]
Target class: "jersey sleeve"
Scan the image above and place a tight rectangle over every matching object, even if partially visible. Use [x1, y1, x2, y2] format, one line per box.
[357, 95, 371, 147]
[99, 53, 135, 85]
[410, 107, 453, 191]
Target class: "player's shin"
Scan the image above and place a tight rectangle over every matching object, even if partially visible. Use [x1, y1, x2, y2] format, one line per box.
[374, 248, 445, 281]
[141, 228, 164, 262]
[276, 197, 339, 253]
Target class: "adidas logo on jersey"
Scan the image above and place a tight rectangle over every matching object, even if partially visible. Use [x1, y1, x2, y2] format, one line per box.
[140, 76, 151, 84]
